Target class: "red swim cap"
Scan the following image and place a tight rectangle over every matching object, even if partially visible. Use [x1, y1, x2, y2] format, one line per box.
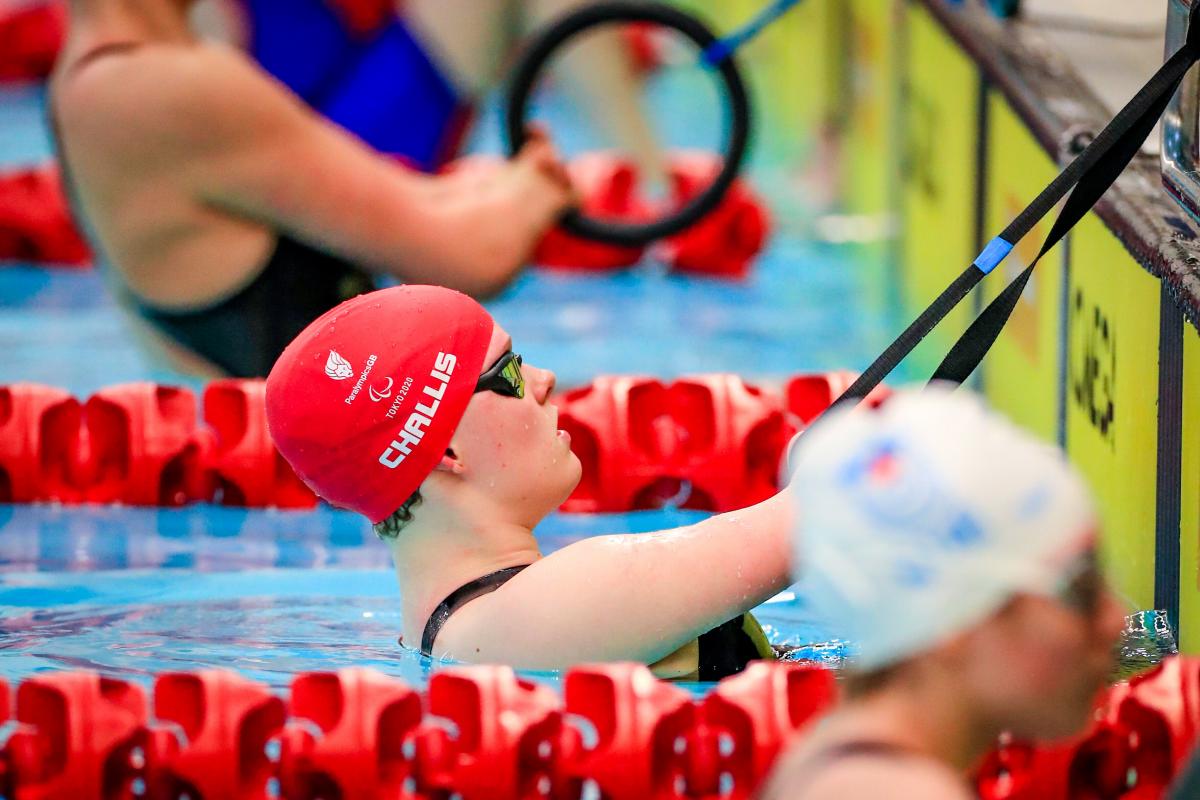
[266, 285, 493, 523]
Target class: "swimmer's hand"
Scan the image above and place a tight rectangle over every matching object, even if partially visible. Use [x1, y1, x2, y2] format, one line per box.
[428, 129, 575, 296]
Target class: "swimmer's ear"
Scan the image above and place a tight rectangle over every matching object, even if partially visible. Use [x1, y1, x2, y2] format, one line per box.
[435, 448, 465, 475]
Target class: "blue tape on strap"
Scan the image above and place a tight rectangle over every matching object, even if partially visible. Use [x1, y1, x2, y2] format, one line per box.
[973, 237, 1014, 274]
[701, 0, 804, 67]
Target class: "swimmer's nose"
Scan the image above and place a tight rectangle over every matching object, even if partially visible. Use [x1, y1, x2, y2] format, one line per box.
[530, 365, 556, 404]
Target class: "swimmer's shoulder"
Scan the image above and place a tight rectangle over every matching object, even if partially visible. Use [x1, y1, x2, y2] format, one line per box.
[54, 41, 315, 163]
[761, 740, 974, 800]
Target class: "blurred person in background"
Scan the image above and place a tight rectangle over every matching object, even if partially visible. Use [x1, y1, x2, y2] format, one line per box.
[49, 0, 585, 379]
[761, 387, 1125, 799]
[227, 0, 665, 177]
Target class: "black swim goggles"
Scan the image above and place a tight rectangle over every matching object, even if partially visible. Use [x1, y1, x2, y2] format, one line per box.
[1052, 547, 1105, 618]
[475, 351, 525, 399]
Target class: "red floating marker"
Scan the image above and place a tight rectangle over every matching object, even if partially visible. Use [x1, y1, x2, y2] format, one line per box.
[659, 151, 769, 280]
[0, 2, 65, 83]
[623, 22, 663, 75]
[561, 663, 694, 800]
[417, 666, 563, 800]
[672, 375, 795, 512]
[972, 681, 1130, 800]
[144, 670, 286, 800]
[203, 379, 318, 508]
[0, 383, 83, 503]
[278, 668, 422, 800]
[785, 370, 892, 427]
[556, 375, 794, 513]
[80, 383, 205, 506]
[974, 735, 1081, 800]
[534, 152, 648, 271]
[1101, 657, 1200, 796]
[7, 672, 146, 800]
[697, 661, 837, 795]
[0, 164, 90, 266]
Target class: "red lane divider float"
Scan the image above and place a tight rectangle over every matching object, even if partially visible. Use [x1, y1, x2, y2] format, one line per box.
[974, 657, 1200, 800]
[555, 375, 795, 513]
[203, 380, 318, 509]
[80, 383, 203, 506]
[461, 150, 770, 277]
[0, 1, 65, 83]
[659, 151, 770, 280]
[1, 151, 768, 273]
[143, 671, 286, 800]
[6, 672, 146, 799]
[0, 372, 885, 512]
[279, 669, 422, 799]
[5, 658, 1200, 799]
[0, 661, 835, 800]
[0, 383, 82, 503]
[0, 379, 315, 509]
[0, 163, 91, 267]
[532, 152, 649, 271]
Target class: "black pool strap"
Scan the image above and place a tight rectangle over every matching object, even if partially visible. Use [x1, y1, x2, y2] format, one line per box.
[827, 2, 1200, 411]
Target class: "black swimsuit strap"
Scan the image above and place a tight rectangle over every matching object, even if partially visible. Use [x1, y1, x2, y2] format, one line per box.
[69, 41, 144, 74]
[421, 565, 530, 657]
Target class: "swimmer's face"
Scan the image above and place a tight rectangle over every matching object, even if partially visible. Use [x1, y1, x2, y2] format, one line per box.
[447, 322, 582, 523]
[962, 547, 1125, 740]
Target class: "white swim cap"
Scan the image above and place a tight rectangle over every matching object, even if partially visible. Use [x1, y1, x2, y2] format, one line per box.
[788, 385, 1097, 670]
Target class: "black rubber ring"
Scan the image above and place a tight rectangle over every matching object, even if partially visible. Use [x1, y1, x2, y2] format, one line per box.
[505, 1, 752, 247]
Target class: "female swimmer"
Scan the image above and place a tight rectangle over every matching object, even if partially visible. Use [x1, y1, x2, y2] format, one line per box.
[50, 0, 573, 378]
[762, 388, 1126, 799]
[265, 285, 793, 680]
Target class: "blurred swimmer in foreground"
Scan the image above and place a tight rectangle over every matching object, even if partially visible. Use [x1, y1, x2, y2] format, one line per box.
[50, 0, 573, 378]
[265, 285, 790, 680]
[762, 388, 1126, 799]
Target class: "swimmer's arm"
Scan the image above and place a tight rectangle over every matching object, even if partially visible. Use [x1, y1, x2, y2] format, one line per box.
[60, 46, 563, 296]
[436, 491, 794, 669]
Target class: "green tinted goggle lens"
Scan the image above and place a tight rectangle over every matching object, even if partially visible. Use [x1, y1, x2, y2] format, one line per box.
[500, 357, 524, 398]
[475, 351, 524, 399]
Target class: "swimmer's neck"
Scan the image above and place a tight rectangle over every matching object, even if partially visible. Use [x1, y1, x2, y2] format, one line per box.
[66, 0, 195, 46]
[388, 498, 543, 647]
[830, 666, 1003, 773]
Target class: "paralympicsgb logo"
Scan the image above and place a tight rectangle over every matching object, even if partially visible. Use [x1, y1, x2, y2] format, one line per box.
[325, 350, 354, 380]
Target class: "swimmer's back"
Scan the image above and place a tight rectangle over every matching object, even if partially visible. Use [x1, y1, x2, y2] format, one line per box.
[51, 34, 542, 310]
[51, 41, 285, 308]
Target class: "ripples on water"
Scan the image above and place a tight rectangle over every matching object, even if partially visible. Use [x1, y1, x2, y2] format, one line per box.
[0, 505, 849, 695]
[0, 506, 1171, 697]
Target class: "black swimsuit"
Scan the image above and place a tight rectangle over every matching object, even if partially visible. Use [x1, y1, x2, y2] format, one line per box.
[50, 42, 376, 378]
[136, 236, 374, 377]
[421, 566, 777, 681]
